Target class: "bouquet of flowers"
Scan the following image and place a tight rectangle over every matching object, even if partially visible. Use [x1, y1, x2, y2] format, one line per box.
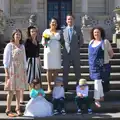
[42, 33, 50, 48]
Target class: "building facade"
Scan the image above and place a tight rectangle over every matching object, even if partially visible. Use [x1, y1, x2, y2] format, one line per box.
[0, 0, 120, 41]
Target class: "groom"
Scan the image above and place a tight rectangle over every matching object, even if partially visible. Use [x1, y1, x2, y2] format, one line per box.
[62, 14, 82, 91]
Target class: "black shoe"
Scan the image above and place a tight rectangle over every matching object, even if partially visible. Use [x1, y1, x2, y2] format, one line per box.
[65, 88, 68, 92]
[53, 110, 59, 115]
[77, 109, 82, 114]
[20, 102, 26, 105]
[61, 109, 66, 115]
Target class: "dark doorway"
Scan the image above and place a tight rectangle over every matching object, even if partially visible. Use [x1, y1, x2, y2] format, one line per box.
[47, 0, 72, 28]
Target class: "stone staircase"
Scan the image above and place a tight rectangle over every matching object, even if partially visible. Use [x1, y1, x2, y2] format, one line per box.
[0, 43, 120, 120]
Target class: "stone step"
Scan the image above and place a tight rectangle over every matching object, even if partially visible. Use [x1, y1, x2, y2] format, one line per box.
[0, 53, 120, 59]
[38, 48, 120, 53]
[1, 43, 117, 53]
[0, 65, 120, 73]
[0, 100, 120, 113]
[39, 43, 117, 48]
[0, 81, 120, 90]
[39, 53, 120, 59]
[0, 90, 119, 101]
[0, 73, 120, 82]
[1, 48, 119, 53]
[0, 59, 120, 66]
[0, 113, 120, 120]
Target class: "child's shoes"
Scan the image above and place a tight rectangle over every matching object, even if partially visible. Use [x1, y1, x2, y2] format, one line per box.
[88, 109, 92, 114]
[77, 109, 82, 114]
[53, 110, 59, 115]
[61, 109, 66, 115]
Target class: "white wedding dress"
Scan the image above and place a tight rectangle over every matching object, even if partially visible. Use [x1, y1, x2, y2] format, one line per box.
[24, 96, 53, 117]
[41, 29, 61, 69]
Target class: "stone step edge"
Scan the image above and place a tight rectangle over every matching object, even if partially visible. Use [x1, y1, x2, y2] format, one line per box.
[0, 81, 120, 85]
[0, 73, 120, 76]
[0, 113, 120, 120]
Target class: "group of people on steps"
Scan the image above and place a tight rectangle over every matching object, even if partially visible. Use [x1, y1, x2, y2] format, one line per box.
[3, 14, 114, 117]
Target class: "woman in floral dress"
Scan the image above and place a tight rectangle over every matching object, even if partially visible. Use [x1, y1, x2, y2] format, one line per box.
[3, 29, 28, 117]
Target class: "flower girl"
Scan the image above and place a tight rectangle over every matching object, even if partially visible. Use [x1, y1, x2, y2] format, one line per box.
[24, 79, 53, 117]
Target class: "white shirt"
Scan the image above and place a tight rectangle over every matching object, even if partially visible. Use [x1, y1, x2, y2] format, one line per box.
[3, 43, 27, 69]
[76, 85, 89, 97]
[52, 86, 65, 99]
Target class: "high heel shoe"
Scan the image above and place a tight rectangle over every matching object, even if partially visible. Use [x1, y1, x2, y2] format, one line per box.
[5, 111, 16, 117]
[15, 109, 23, 116]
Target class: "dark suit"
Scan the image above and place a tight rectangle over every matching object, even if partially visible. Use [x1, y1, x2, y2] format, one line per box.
[62, 26, 82, 89]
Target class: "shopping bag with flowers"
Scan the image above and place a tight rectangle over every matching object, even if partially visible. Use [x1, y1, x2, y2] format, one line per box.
[42, 33, 50, 48]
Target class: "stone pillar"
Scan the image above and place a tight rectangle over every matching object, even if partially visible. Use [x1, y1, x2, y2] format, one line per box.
[0, 0, 9, 16]
[105, 0, 114, 15]
[31, 0, 38, 13]
[81, 0, 88, 13]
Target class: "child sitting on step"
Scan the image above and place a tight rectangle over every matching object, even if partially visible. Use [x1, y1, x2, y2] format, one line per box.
[75, 78, 92, 114]
[52, 77, 66, 115]
[24, 79, 53, 117]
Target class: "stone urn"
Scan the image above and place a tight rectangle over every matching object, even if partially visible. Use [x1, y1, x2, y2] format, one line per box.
[113, 8, 120, 33]
[113, 8, 120, 48]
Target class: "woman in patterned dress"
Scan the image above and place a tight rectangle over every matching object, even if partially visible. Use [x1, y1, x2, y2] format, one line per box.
[3, 29, 28, 117]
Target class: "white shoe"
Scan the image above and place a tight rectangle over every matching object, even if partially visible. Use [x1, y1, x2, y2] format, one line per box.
[95, 101, 101, 108]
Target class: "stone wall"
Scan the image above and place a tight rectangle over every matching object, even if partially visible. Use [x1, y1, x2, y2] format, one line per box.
[2, 0, 115, 41]
[10, 0, 31, 16]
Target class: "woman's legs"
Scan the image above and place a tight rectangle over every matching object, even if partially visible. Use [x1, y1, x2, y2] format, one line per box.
[52, 69, 59, 82]
[94, 79, 104, 107]
[15, 90, 20, 110]
[6, 91, 14, 112]
[15, 90, 22, 116]
[46, 69, 53, 93]
[20, 90, 24, 103]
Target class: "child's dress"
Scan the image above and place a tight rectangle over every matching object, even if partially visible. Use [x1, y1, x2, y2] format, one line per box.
[24, 88, 53, 117]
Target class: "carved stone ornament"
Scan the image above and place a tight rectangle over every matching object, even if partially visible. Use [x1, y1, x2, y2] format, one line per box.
[29, 14, 37, 27]
[82, 14, 91, 27]
[0, 9, 6, 34]
[113, 7, 120, 33]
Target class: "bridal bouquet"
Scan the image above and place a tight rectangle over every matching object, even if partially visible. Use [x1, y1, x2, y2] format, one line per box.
[42, 33, 50, 48]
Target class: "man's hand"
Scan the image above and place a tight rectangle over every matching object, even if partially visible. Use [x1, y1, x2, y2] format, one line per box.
[77, 93, 83, 98]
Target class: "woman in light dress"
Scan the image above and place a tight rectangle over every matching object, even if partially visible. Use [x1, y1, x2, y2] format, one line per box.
[24, 79, 53, 117]
[3, 29, 28, 117]
[41, 17, 61, 93]
[88, 27, 114, 108]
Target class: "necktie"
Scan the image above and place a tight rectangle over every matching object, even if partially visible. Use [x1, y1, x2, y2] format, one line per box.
[69, 28, 73, 41]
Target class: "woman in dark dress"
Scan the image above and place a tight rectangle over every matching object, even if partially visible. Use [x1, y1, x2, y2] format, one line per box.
[25, 26, 41, 88]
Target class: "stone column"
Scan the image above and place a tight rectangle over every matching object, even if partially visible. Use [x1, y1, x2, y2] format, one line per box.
[105, 0, 114, 14]
[0, 0, 9, 16]
[81, 0, 88, 13]
[31, 0, 38, 13]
